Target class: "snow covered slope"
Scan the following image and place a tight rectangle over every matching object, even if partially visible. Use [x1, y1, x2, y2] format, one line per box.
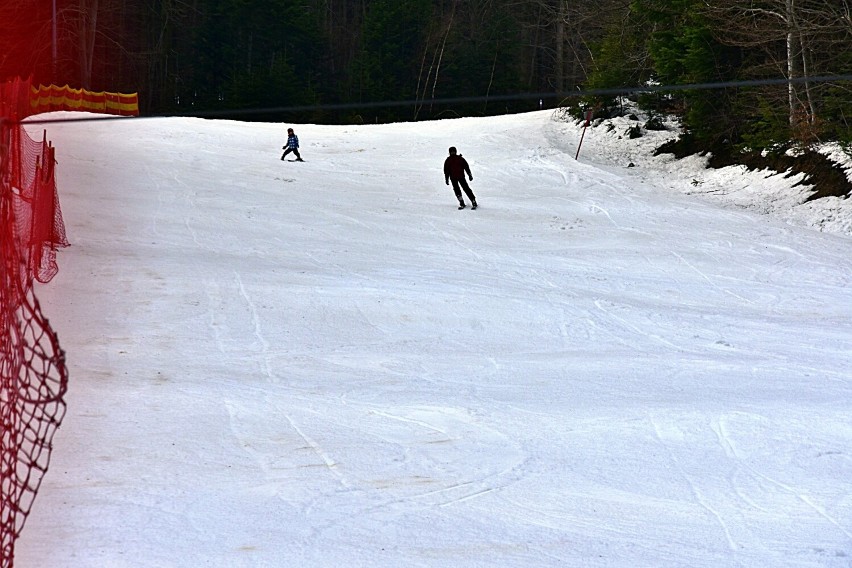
[16, 110, 852, 567]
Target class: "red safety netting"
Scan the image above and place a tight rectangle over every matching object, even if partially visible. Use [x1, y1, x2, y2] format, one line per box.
[1, 77, 69, 568]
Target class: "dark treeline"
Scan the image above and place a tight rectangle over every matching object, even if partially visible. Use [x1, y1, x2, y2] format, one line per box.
[1, 0, 850, 152]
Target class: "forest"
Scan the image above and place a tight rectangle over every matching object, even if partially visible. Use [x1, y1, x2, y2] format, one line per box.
[2, 0, 851, 155]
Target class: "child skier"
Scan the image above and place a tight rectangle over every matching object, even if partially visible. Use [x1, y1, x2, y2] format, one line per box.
[281, 128, 303, 161]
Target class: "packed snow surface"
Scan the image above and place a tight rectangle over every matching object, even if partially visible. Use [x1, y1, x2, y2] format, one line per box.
[16, 110, 852, 567]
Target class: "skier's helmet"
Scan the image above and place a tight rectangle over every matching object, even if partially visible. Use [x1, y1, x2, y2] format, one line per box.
[448, 146, 457, 155]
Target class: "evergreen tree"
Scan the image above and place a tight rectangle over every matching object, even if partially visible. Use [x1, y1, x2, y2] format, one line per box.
[352, 0, 433, 121]
[186, 0, 323, 120]
[582, 8, 651, 118]
[422, 0, 527, 118]
[631, 0, 741, 146]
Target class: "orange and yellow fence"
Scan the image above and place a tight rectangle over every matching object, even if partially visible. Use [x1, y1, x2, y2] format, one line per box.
[29, 84, 139, 116]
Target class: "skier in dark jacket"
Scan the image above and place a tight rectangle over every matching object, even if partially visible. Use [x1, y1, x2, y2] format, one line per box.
[281, 128, 303, 161]
[443, 146, 477, 209]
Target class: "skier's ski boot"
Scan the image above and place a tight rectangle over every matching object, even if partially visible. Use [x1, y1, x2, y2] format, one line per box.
[458, 202, 466, 210]
[471, 202, 478, 210]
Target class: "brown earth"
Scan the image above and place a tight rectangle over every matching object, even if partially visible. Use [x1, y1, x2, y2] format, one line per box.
[656, 138, 852, 203]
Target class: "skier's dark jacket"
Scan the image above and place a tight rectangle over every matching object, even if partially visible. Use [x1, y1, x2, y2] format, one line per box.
[444, 154, 471, 182]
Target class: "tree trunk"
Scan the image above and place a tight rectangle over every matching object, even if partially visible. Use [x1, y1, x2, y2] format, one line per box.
[555, 0, 566, 93]
[78, 0, 99, 89]
[786, 0, 798, 126]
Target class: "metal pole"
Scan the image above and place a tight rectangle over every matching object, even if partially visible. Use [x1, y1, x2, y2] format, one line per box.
[575, 109, 592, 160]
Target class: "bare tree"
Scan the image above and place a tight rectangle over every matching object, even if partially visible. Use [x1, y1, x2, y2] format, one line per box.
[506, 0, 629, 93]
[0, 0, 53, 83]
[703, 0, 852, 131]
[76, 0, 99, 88]
[414, 0, 457, 119]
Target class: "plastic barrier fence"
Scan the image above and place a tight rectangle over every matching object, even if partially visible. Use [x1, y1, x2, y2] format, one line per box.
[30, 84, 139, 116]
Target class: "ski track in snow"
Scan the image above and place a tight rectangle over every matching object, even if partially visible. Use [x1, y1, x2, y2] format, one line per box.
[712, 415, 852, 542]
[283, 412, 350, 489]
[234, 270, 275, 382]
[670, 251, 754, 304]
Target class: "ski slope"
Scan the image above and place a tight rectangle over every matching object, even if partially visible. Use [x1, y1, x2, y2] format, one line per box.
[16, 110, 852, 567]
